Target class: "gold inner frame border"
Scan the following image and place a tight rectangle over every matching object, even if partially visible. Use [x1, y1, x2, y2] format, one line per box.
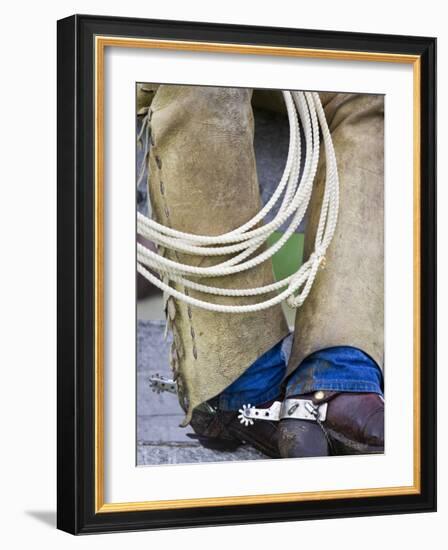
[94, 35, 421, 513]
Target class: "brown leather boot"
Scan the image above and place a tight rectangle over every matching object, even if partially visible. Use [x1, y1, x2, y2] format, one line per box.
[278, 391, 384, 458]
[188, 399, 281, 458]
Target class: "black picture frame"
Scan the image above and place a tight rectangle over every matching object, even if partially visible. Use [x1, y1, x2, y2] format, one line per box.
[57, 14, 436, 534]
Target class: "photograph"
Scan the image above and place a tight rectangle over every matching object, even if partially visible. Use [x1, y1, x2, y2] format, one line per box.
[136, 84, 385, 466]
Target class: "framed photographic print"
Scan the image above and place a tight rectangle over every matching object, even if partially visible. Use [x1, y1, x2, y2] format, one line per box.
[57, 14, 436, 534]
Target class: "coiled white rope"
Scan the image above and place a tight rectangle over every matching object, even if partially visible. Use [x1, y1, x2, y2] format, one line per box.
[136, 90, 339, 313]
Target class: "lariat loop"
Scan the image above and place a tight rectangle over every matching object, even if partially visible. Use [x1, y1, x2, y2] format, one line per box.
[136, 91, 339, 314]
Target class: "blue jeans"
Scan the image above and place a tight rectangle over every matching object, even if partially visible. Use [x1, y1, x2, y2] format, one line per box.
[218, 337, 383, 411]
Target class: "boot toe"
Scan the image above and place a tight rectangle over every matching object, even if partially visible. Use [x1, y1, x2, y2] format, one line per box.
[363, 408, 384, 447]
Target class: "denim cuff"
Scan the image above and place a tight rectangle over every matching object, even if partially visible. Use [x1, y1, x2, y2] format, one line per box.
[218, 339, 287, 411]
[286, 346, 384, 398]
[217, 342, 383, 412]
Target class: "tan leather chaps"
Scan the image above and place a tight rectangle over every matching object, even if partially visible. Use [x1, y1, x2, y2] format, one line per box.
[140, 84, 384, 424]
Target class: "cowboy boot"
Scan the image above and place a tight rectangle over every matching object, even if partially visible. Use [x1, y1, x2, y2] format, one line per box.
[278, 391, 384, 457]
[188, 397, 282, 458]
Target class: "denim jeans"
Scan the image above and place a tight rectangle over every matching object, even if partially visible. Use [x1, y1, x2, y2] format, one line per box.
[218, 337, 383, 411]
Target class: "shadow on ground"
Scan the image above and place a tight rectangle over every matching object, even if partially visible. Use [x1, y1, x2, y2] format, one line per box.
[25, 510, 56, 528]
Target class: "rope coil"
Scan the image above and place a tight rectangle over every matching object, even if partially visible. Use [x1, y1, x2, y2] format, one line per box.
[136, 91, 339, 313]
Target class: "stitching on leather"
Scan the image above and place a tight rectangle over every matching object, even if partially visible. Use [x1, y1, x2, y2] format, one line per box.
[149, 129, 199, 363]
